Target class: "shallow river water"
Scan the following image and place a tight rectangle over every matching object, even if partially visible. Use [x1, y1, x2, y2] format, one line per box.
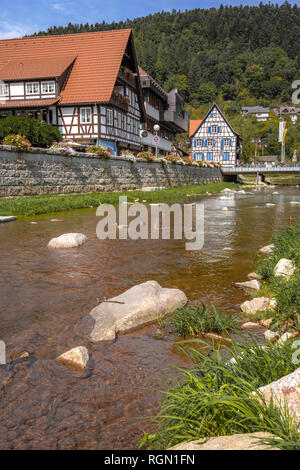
[1, 186, 300, 449]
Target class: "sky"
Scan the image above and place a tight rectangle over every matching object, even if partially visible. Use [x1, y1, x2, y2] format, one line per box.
[0, 0, 299, 39]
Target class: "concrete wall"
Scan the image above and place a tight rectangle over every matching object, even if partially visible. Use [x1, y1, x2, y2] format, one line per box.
[0, 146, 222, 197]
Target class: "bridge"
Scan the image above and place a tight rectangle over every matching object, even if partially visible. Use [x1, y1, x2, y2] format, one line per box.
[221, 166, 300, 183]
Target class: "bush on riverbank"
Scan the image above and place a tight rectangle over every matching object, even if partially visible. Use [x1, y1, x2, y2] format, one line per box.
[160, 302, 239, 336]
[256, 224, 300, 331]
[0, 182, 239, 217]
[0, 116, 61, 148]
[140, 339, 300, 450]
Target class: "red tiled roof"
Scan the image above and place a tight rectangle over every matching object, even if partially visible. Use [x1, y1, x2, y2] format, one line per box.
[0, 30, 132, 104]
[0, 98, 59, 108]
[189, 120, 202, 137]
[0, 56, 76, 80]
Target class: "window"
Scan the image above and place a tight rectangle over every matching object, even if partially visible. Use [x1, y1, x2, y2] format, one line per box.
[117, 113, 122, 128]
[207, 139, 213, 147]
[106, 109, 113, 126]
[207, 152, 213, 161]
[0, 83, 8, 96]
[80, 107, 92, 124]
[223, 152, 229, 161]
[26, 82, 39, 95]
[224, 138, 232, 146]
[42, 81, 55, 94]
[211, 125, 218, 133]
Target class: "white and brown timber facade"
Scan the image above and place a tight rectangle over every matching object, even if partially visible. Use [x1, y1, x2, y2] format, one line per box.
[0, 30, 145, 154]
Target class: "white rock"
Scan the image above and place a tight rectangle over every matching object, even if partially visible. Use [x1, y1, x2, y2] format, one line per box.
[57, 346, 89, 368]
[235, 280, 261, 291]
[266, 203, 275, 206]
[247, 272, 262, 280]
[259, 244, 274, 255]
[222, 207, 228, 211]
[0, 216, 16, 223]
[221, 188, 233, 193]
[240, 297, 277, 316]
[48, 233, 87, 249]
[88, 280, 187, 342]
[274, 258, 296, 278]
[277, 332, 297, 346]
[290, 201, 300, 205]
[170, 432, 278, 450]
[264, 329, 279, 344]
[257, 368, 300, 423]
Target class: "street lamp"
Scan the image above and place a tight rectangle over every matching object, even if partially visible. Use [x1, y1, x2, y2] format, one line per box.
[153, 124, 160, 159]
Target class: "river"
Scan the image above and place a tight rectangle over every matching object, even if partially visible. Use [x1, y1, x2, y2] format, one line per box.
[0, 186, 300, 449]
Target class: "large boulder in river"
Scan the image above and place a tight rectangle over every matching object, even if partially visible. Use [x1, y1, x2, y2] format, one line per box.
[257, 368, 300, 424]
[274, 258, 296, 279]
[259, 244, 274, 255]
[48, 233, 87, 249]
[240, 297, 277, 316]
[88, 280, 187, 342]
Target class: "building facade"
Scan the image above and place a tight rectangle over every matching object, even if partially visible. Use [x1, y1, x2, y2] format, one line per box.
[139, 67, 188, 155]
[241, 106, 270, 121]
[0, 30, 145, 155]
[190, 104, 242, 167]
[273, 106, 300, 123]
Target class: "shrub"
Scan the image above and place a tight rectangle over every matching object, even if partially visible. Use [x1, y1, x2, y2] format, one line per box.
[2, 134, 31, 151]
[136, 151, 155, 161]
[86, 145, 111, 159]
[120, 149, 136, 162]
[50, 141, 75, 156]
[164, 155, 180, 164]
[140, 339, 300, 449]
[161, 302, 239, 336]
[0, 116, 61, 148]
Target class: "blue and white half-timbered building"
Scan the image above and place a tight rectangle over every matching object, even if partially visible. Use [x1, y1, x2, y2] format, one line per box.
[190, 104, 242, 167]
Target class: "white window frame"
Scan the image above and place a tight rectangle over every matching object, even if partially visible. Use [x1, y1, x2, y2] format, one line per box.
[211, 125, 218, 133]
[224, 138, 230, 146]
[80, 107, 92, 124]
[0, 83, 8, 97]
[41, 81, 55, 94]
[106, 109, 113, 126]
[207, 139, 213, 147]
[26, 82, 39, 95]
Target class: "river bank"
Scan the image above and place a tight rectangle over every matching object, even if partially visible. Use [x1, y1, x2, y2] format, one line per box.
[0, 182, 238, 217]
[142, 222, 300, 450]
[1, 186, 300, 449]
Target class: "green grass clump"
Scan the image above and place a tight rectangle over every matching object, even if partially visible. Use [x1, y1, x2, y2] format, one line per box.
[161, 303, 239, 336]
[0, 182, 239, 217]
[140, 339, 300, 450]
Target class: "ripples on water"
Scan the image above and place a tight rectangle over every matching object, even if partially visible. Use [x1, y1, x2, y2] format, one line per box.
[0, 186, 300, 449]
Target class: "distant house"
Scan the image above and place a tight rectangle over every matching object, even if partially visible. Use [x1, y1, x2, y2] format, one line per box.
[251, 155, 278, 167]
[190, 104, 242, 167]
[241, 106, 270, 121]
[0, 30, 145, 154]
[139, 67, 188, 155]
[273, 106, 300, 123]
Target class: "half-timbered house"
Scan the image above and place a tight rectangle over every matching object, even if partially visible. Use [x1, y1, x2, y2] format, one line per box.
[190, 104, 242, 167]
[0, 30, 145, 154]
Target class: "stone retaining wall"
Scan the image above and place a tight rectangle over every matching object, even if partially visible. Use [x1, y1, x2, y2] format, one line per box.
[0, 146, 222, 197]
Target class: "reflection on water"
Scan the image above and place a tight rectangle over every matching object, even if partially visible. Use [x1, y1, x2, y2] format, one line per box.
[0, 186, 300, 449]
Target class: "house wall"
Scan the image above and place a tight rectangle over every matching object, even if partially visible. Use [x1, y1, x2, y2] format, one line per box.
[192, 107, 237, 167]
[0, 146, 222, 197]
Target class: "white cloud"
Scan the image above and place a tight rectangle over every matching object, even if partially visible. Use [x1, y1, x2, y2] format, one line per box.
[0, 21, 34, 39]
[50, 2, 72, 13]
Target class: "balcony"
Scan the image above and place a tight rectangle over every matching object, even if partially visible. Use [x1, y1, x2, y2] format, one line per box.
[144, 102, 160, 121]
[162, 109, 188, 132]
[141, 131, 172, 152]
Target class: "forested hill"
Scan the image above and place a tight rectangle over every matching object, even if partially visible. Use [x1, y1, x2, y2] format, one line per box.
[34, 3, 300, 107]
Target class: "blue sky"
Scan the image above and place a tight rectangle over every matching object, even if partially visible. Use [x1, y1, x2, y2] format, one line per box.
[0, 0, 299, 39]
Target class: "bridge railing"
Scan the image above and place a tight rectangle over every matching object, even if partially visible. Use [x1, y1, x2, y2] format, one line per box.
[221, 166, 300, 173]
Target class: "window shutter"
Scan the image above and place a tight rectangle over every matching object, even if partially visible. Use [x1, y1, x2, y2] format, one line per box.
[229, 139, 232, 147]
[193, 139, 197, 147]
[208, 126, 211, 134]
[221, 138, 224, 146]
[193, 153, 196, 160]
[218, 126, 220, 133]
[205, 139, 208, 147]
